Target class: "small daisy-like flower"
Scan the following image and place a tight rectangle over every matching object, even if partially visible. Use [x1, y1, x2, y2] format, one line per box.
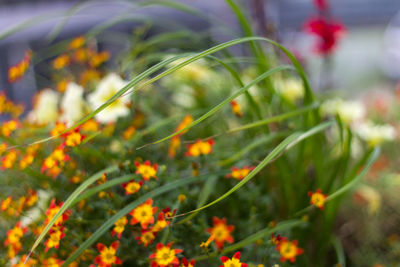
[270, 234, 283, 245]
[8, 50, 32, 83]
[64, 128, 85, 147]
[230, 100, 243, 118]
[122, 180, 143, 195]
[1, 149, 18, 170]
[94, 241, 123, 267]
[149, 243, 183, 267]
[308, 189, 328, 210]
[45, 199, 72, 226]
[185, 139, 215, 157]
[1, 119, 20, 137]
[161, 207, 177, 219]
[135, 160, 158, 181]
[129, 198, 157, 229]
[226, 166, 255, 180]
[275, 237, 304, 263]
[53, 54, 70, 69]
[111, 216, 128, 239]
[4, 222, 28, 247]
[152, 212, 170, 233]
[206, 217, 234, 250]
[42, 255, 65, 267]
[136, 229, 156, 247]
[68, 36, 85, 50]
[220, 251, 247, 267]
[44, 226, 66, 252]
[181, 258, 195, 267]
[51, 122, 67, 137]
[1, 196, 12, 211]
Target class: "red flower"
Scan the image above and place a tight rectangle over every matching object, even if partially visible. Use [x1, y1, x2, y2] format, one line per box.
[304, 17, 346, 55]
[220, 251, 247, 267]
[94, 241, 122, 267]
[149, 243, 182, 267]
[181, 257, 195, 267]
[206, 217, 234, 250]
[275, 237, 304, 263]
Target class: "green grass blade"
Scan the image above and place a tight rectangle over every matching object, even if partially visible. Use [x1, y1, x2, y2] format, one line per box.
[175, 121, 333, 218]
[331, 236, 346, 267]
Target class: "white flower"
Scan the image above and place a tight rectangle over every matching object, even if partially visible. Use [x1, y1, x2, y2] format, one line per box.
[28, 89, 59, 125]
[321, 98, 366, 125]
[88, 73, 130, 124]
[275, 78, 304, 103]
[356, 120, 396, 147]
[60, 82, 86, 126]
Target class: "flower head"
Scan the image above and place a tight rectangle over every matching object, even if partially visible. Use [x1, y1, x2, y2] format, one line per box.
[304, 17, 346, 55]
[60, 82, 87, 126]
[28, 89, 59, 125]
[129, 198, 157, 229]
[44, 226, 66, 252]
[111, 216, 128, 239]
[355, 121, 396, 147]
[122, 180, 143, 195]
[136, 229, 156, 247]
[275, 237, 304, 263]
[181, 258, 195, 267]
[88, 73, 130, 124]
[308, 189, 327, 210]
[230, 100, 243, 117]
[135, 160, 158, 181]
[226, 166, 255, 180]
[94, 241, 122, 267]
[185, 139, 215, 157]
[149, 243, 183, 267]
[206, 217, 234, 250]
[220, 251, 247, 267]
[45, 199, 72, 226]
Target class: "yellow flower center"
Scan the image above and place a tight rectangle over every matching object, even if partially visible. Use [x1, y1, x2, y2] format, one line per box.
[133, 204, 153, 223]
[137, 165, 156, 179]
[126, 182, 141, 193]
[100, 247, 117, 264]
[311, 193, 325, 208]
[211, 224, 229, 242]
[223, 258, 242, 267]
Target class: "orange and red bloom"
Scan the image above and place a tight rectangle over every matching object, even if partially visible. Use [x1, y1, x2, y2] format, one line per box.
[149, 243, 182, 267]
[136, 229, 156, 247]
[44, 226, 66, 252]
[220, 251, 247, 267]
[135, 161, 158, 181]
[8, 50, 32, 83]
[308, 189, 328, 210]
[185, 139, 215, 157]
[275, 237, 304, 263]
[230, 100, 243, 118]
[94, 241, 122, 267]
[122, 180, 143, 195]
[226, 166, 255, 180]
[129, 198, 157, 229]
[206, 217, 234, 250]
[111, 216, 128, 239]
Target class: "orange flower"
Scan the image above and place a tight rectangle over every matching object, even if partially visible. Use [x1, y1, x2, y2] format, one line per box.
[44, 226, 66, 252]
[51, 122, 67, 137]
[12, 255, 37, 267]
[149, 243, 182, 267]
[225, 166, 255, 180]
[168, 115, 194, 157]
[275, 237, 304, 263]
[230, 100, 243, 118]
[57, 78, 69, 92]
[2, 149, 18, 170]
[135, 160, 158, 181]
[53, 54, 70, 69]
[45, 199, 72, 226]
[4, 222, 28, 247]
[152, 212, 170, 233]
[19, 153, 34, 169]
[90, 51, 110, 68]
[8, 50, 32, 83]
[308, 189, 327, 210]
[206, 217, 234, 250]
[94, 241, 122, 267]
[42, 255, 65, 267]
[181, 258, 195, 267]
[1, 119, 20, 137]
[69, 36, 85, 50]
[129, 198, 157, 229]
[136, 229, 156, 247]
[64, 128, 85, 147]
[122, 180, 143, 195]
[111, 216, 128, 239]
[82, 119, 99, 132]
[220, 251, 247, 267]
[185, 139, 214, 157]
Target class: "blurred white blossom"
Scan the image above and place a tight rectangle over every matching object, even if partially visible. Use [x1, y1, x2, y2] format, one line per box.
[28, 89, 59, 125]
[356, 120, 396, 147]
[61, 82, 87, 126]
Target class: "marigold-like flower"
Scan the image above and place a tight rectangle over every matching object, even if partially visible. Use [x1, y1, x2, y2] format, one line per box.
[230, 100, 243, 117]
[42, 255, 65, 267]
[149, 243, 183, 267]
[181, 258, 195, 267]
[111, 216, 128, 239]
[64, 128, 85, 147]
[1, 119, 20, 137]
[206, 217, 234, 250]
[69, 36, 85, 50]
[275, 237, 304, 263]
[135, 160, 158, 181]
[51, 122, 67, 137]
[45, 199, 72, 226]
[4, 222, 28, 247]
[122, 180, 143, 195]
[304, 17, 346, 55]
[94, 241, 122, 267]
[53, 54, 70, 69]
[12, 255, 37, 267]
[226, 166, 255, 180]
[152, 212, 170, 233]
[1, 196, 12, 211]
[44, 226, 66, 252]
[8, 50, 32, 83]
[136, 229, 156, 247]
[129, 198, 157, 229]
[90, 51, 110, 68]
[185, 139, 215, 157]
[270, 234, 283, 245]
[2, 149, 18, 170]
[220, 251, 247, 267]
[122, 126, 136, 140]
[19, 153, 34, 169]
[308, 189, 327, 210]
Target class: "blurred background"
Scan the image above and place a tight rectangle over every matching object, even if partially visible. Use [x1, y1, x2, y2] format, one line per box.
[2, 0, 400, 108]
